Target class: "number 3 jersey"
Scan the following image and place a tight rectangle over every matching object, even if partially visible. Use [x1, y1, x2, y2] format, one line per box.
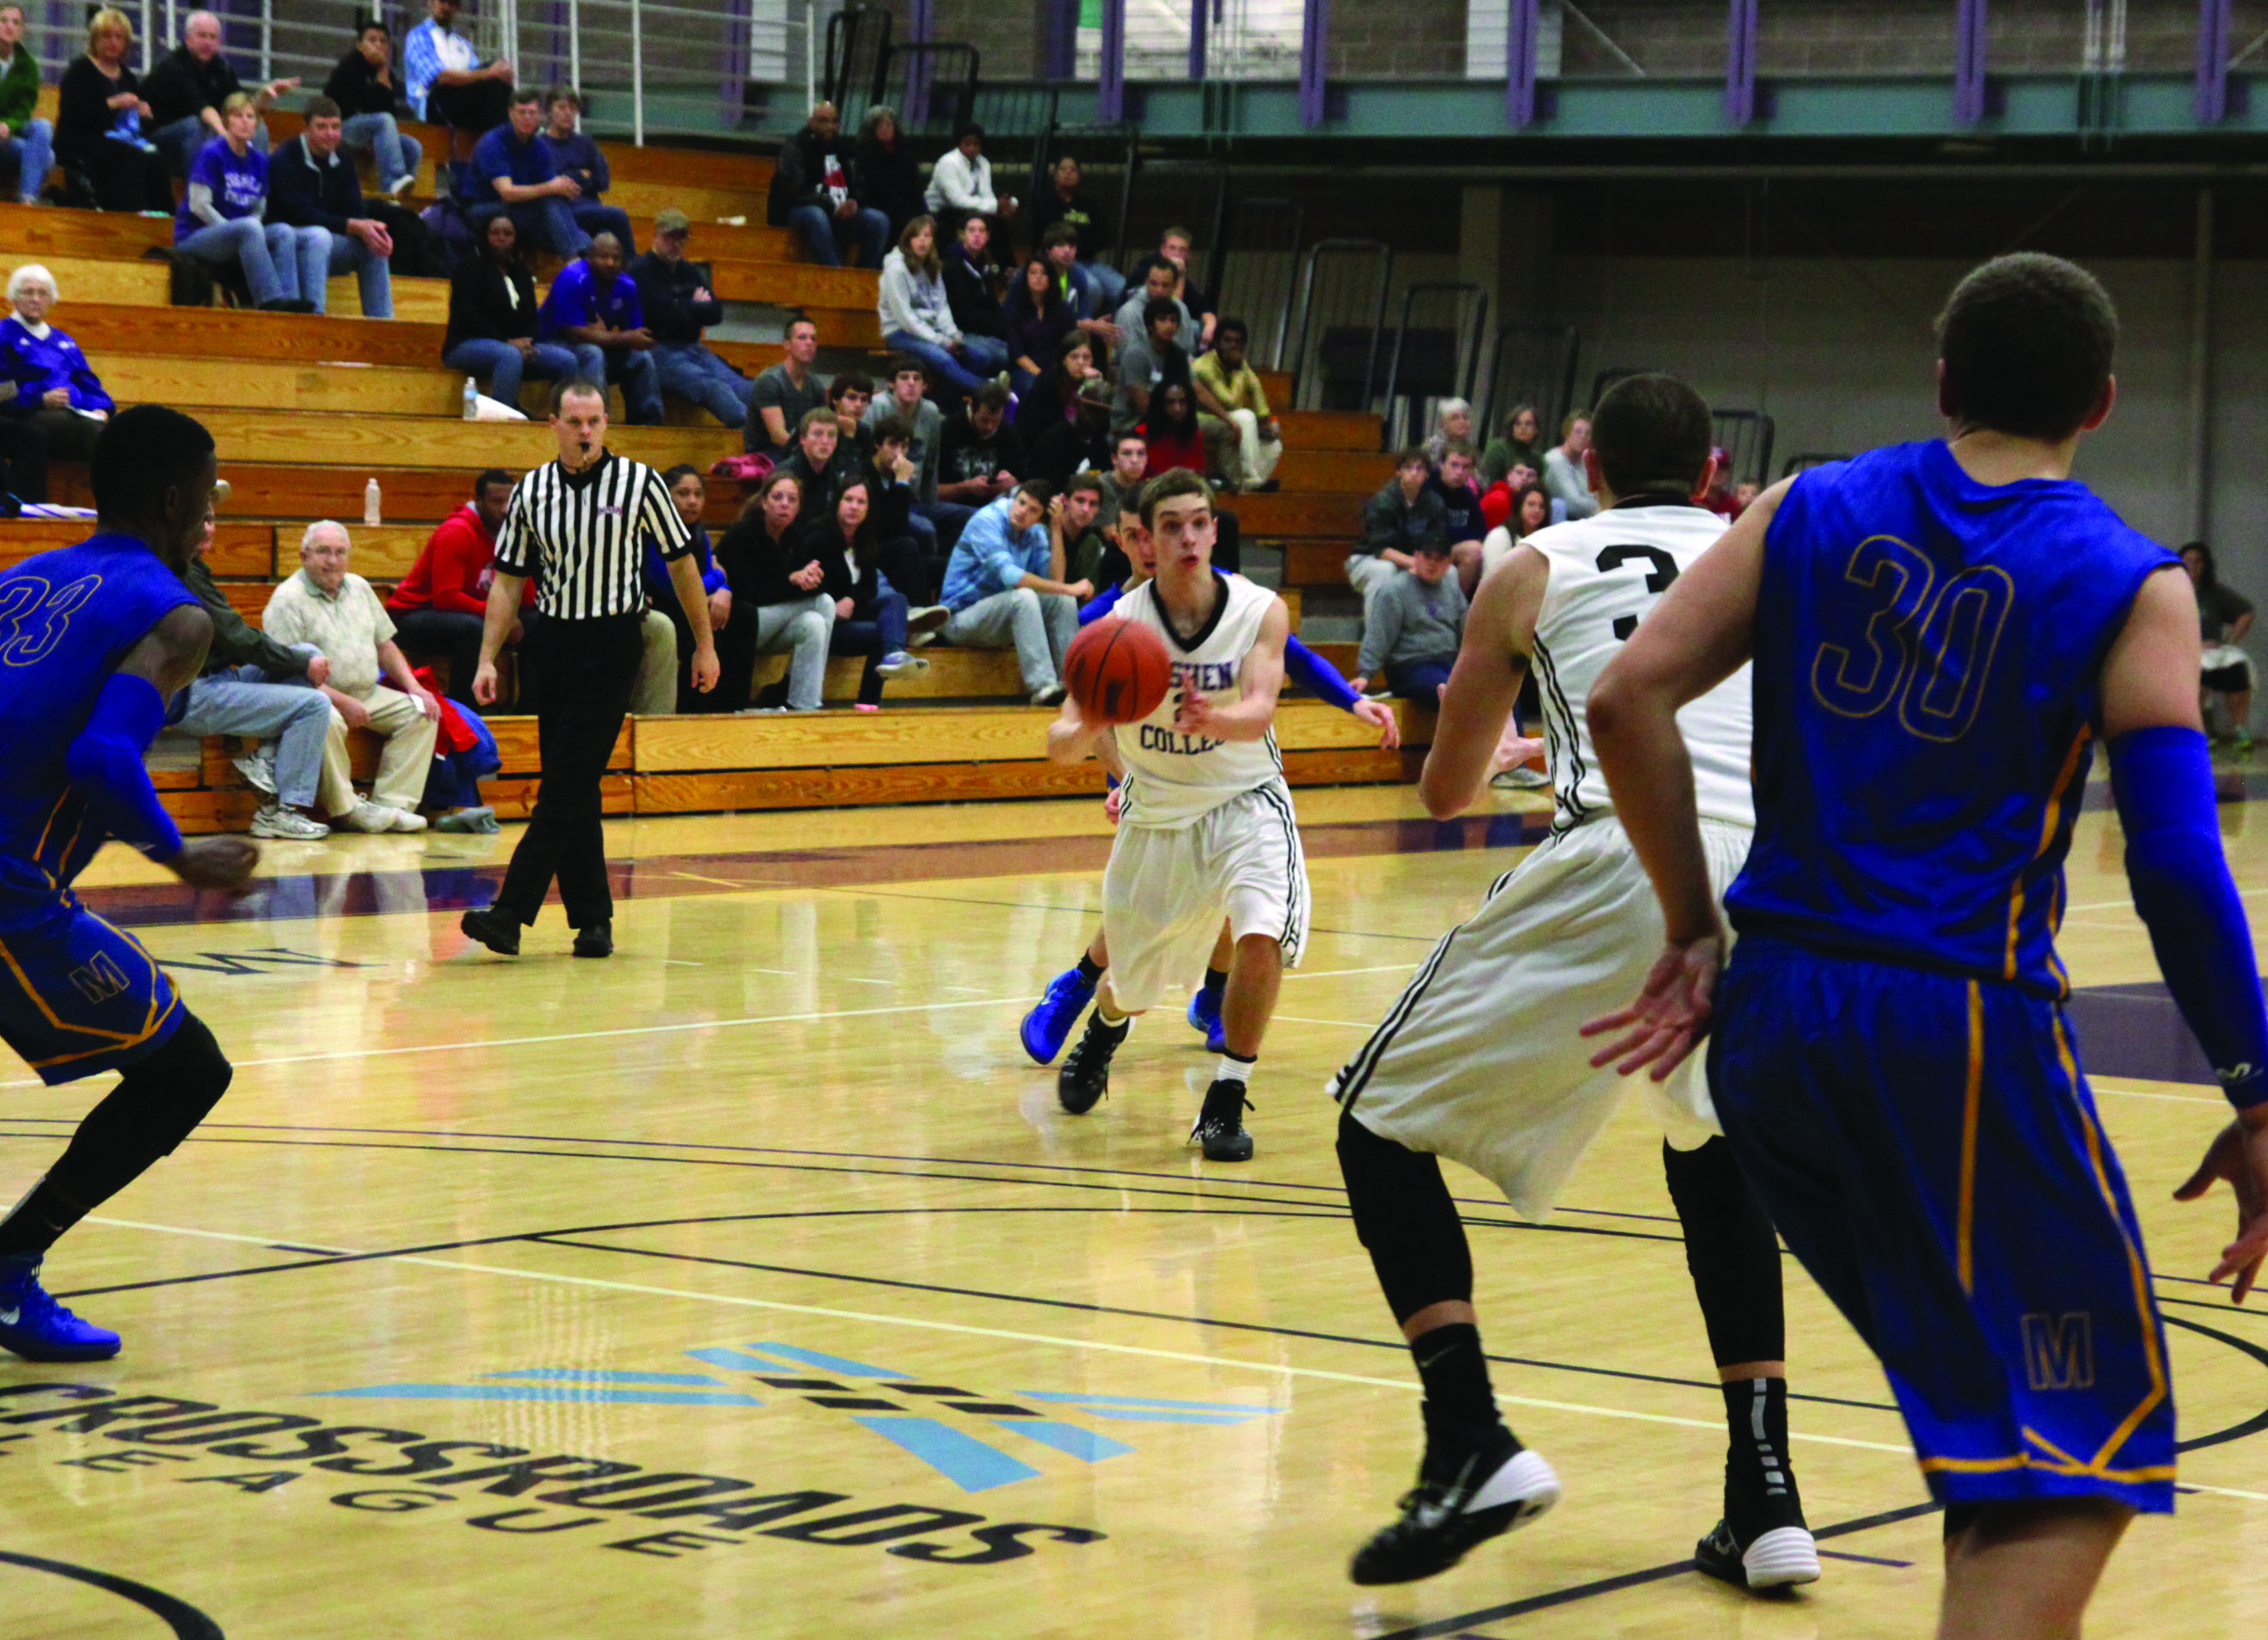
[1110, 572, 1285, 829]
[1727, 439, 2177, 997]
[1524, 499, 1756, 835]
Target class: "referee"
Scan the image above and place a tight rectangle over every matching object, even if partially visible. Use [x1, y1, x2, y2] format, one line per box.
[460, 378, 719, 958]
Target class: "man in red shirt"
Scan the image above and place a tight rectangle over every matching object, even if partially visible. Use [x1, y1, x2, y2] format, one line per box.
[386, 468, 533, 704]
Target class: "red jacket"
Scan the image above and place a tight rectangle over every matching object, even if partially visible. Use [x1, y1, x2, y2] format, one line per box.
[1142, 422, 1207, 477]
[385, 503, 532, 615]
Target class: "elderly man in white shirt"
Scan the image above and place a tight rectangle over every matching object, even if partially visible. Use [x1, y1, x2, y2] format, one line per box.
[262, 521, 443, 834]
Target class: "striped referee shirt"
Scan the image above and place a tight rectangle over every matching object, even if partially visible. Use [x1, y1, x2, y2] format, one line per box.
[493, 450, 692, 620]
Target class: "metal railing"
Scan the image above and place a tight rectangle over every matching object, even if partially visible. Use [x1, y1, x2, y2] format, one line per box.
[1380, 281, 1489, 454]
[1215, 196, 1304, 372]
[1284, 238, 1393, 415]
[824, 3, 891, 115]
[872, 41, 978, 134]
[1118, 157, 1227, 292]
[1479, 320, 1581, 462]
[1712, 409, 1776, 487]
[1034, 120, 1141, 273]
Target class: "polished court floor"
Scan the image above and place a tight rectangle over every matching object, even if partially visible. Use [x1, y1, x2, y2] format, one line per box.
[2, 778, 2264, 1638]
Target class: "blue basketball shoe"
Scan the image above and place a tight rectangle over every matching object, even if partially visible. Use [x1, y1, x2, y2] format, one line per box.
[0, 1254, 120, 1362]
[1187, 983, 1226, 1054]
[1021, 966, 1096, 1065]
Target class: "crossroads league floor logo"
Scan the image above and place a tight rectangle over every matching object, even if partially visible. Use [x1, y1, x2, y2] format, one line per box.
[316, 1341, 1284, 1493]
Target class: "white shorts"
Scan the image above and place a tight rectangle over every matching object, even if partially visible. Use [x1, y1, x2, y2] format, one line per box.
[1330, 815, 1753, 1220]
[1102, 781, 1309, 1014]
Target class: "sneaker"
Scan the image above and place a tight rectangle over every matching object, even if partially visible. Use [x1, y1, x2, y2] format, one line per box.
[1189, 1078, 1255, 1161]
[1491, 764, 1551, 790]
[0, 1254, 120, 1362]
[232, 751, 277, 795]
[337, 799, 399, 834]
[386, 173, 417, 197]
[1021, 965, 1096, 1065]
[1694, 1519, 1821, 1590]
[1349, 1437, 1560, 1585]
[435, 805, 499, 834]
[1031, 682, 1067, 707]
[384, 807, 429, 833]
[875, 650, 929, 678]
[907, 604, 951, 638]
[573, 920, 613, 958]
[459, 905, 521, 956]
[1186, 984, 1225, 1054]
[250, 803, 329, 841]
[1057, 1017, 1124, 1114]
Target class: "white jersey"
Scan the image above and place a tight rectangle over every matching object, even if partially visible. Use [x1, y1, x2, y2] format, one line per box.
[1522, 501, 1754, 834]
[1110, 572, 1284, 829]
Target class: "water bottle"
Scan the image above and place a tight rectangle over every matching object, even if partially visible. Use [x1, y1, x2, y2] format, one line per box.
[462, 376, 478, 420]
[363, 477, 382, 527]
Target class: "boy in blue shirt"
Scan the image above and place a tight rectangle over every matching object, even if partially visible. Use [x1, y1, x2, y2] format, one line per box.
[536, 233, 662, 425]
[937, 480, 1091, 705]
[537, 87, 632, 251]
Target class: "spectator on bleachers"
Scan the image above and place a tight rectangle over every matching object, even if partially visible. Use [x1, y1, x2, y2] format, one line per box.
[1480, 401, 1543, 488]
[1005, 258, 1079, 396]
[924, 121, 1016, 264]
[1477, 456, 1538, 533]
[0, 5, 53, 205]
[1542, 407, 1599, 519]
[1029, 155, 1125, 315]
[1097, 429, 1146, 548]
[1352, 538, 1464, 701]
[1421, 398, 1473, 469]
[444, 213, 577, 409]
[768, 101, 887, 271]
[1041, 225, 1120, 348]
[322, 16, 421, 197]
[264, 521, 442, 833]
[1125, 225, 1215, 351]
[1113, 296, 1190, 432]
[144, 9, 294, 176]
[1016, 332, 1100, 444]
[938, 480, 1088, 706]
[745, 314, 824, 460]
[417, 672, 500, 831]
[1480, 479, 1553, 581]
[1140, 381, 1206, 479]
[386, 468, 529, 707]
[405, 0, 512, 169]
[1192, 317, 1280, 493]
[468, 88, 592, 256]
[938, 382, 1026, 515]
[267, 96, 395, 320]
[1111, 262, 1192, 364]
[880, 216, 1002, 399]
[2184, 541, 2256, 750]
[58, 9, 171, 215]
[536, 232, 663, 425]
[643, 463, 731, 711]
[712, 468, 834, 713]
[826, 372, 875, 468]
[1427, 438, 1486, 593]
[941, 216, 1014, 376]
[1029, 375, 1113, 486]
[852, 104, 924, 245]
[538, 86, 634, 248]
[864, 358, 951, 559]
[777, 407, 854, 525]
[175, 94, 315, 314]
[0, 266, 111, 474]
[1351, 448, 1446, 623]
[1055, 472, 1111, 588]
[1732, 480, 1760, 517]
[629, 208, 754, 427]
[860, 414, 944, 607]
[794, 474, 931, 708]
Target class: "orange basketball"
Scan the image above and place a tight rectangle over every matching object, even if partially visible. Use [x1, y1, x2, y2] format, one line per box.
[1064, 617, 1173, 725]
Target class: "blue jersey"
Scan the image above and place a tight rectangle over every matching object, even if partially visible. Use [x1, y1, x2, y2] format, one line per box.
[0, 534, 198, 905]
[1726, 440, 2176, 996]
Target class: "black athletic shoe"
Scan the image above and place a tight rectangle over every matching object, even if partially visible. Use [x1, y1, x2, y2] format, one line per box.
[460, 906, 520, 956]
[1057, 1020, 1123, 1114]
[1695, 1516, 1820, 1589]
[573, 920, 613, 958]
[1188, 1079, 1254, 1161]
[1349, 1434, 1561, 1585]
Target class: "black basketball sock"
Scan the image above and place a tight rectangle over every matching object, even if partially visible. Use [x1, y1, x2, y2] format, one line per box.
[1720, 1376, 1804, 1538]
[1412, 1323, 1514, 1470]
[1200, 965, 1228, 994]
[1075, 952, 1106, 985]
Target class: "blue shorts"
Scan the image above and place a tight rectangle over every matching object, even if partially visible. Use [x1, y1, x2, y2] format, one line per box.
[1709, 935, 2176, 1515]
[0, 888, 183, 1086]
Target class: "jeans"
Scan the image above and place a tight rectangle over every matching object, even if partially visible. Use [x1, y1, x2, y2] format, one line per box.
[1345, 552, 1399, 634]
[314, 229, 393, 319]
[497, 613, 642, 929]
[1385, 657, 1454, 701]
[564, 341, 663, 425]
[444, 338, 580, 408]
[958, 334, 1010, 376]
[2, 117, 52, 203]
[715, 591, 835, 712]
[1069, 259, 1125, 316]
[885, 331, 996, 397]
[651, 343, 751, 425]
[342, 112, 421, 191]
[172, 664, 332, 811]
[178, 217, 297, 306]
[389, 606, 487, 704]
[831, 587, 910, 706]
[471, 196, 589, 257]
[783, 202, 889, 268]
[940, 586, 1077, 693]
[569, 199, 634, 246]
[155, 113, 268, 177]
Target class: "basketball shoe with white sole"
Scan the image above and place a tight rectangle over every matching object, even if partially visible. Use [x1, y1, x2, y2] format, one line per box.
[1350, 1434, 1560, 1585]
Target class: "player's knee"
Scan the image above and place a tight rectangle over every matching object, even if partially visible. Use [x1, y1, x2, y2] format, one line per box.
[1231, 932, 1280, 965]
[115, 1012, 233, 1160]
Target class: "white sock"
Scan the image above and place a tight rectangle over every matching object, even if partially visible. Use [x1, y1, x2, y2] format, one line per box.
[1215, 1050, 1255, 1087]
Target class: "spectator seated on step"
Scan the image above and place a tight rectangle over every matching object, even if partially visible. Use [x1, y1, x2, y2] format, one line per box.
[629, 208, 755, 428]
[1425, 438, 1487, 594]
[766, 100, 887, 270]
[1192, 317, 1280, 494]
[851, 102, 924, 246]
[646, 464, 733, 712]
[174, 93, 316, 313]
[1421, 397, 1474, 470]
[1113, 294, 1191, 434]
[1053, 471, 1112, 589]
[941, 214, 1014, 374]
[825, 371, 876, 470]
[266, 95, 396, 320]
[322, 15, 422, 196]
[776, 407, 857, 529]
[386, 468, 533, 707]
[1541, 407, 1600, 520]
[1015, 328, 1102, 448]
[2185, 540, 2258, 751]
[745, 313, 824, 461]
[1110, 262, 1192, 379]
[880, 214, 1008, 399]
[1096, 431, 1146, 561]
[405, 0, 513, 169]
[416, 664, 502, 832]
[144, 7, 293, 176]
[467, 88, 592, 257]
[537, 86, 634, 250]
[866, 413, 943, 605]
[1123, 225, 1215, 352]
[923, 120, 1018, 265]
[1028, 374, 1114, 489]
[264, 521, 444, 835]
[937, 480, 1091, 708]
[1350, 447, 1448, 627]
[936, 382, 1028, 523]
[443, 211, 580, 409]
[55, 8, 173, 215]
[789, 473, 931, 708]
[536, 232, 664, 425]
[861, 356, 951, 556]
[1352, 539, 1465, 702]
[0, 265, 113, 480]
[1028, 153, 1125, 317]
[1005, 254, 1080, 400]
[710, 468, 836, 713]
[0, 3, 54, 206]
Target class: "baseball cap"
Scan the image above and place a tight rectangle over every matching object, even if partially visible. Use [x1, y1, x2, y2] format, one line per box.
[654, 207, 691, 236]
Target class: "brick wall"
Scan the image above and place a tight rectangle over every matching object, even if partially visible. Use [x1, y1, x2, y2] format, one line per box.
[1328, 0, 1468, 76]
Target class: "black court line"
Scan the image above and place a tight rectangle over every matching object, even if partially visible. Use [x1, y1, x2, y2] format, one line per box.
[0, 1550, 225, 1638]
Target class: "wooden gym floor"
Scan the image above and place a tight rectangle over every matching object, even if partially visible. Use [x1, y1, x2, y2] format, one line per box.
[0, 777, 2263, 1639]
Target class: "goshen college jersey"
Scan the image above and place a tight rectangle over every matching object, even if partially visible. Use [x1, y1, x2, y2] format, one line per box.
[1111, 572, 1284, 829]
[1523, 500, 1754, 836]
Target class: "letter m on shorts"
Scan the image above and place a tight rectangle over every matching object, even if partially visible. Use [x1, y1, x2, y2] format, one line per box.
[2020, 1312, 2095, 1391]
[67, 952, 129, 1005]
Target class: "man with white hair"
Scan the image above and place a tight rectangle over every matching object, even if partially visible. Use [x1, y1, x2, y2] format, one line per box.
[261, 522, 441, 834]
[0, 265, 111, 494]
[144, 9, 296, 176]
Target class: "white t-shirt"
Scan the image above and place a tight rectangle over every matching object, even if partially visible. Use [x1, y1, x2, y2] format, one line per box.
[1107, 572, 1284, 829]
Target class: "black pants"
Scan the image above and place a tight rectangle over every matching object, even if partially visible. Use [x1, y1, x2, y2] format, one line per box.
[0, 414, 46, 503]
[426, 78, 515, 136]
[75, 140, 171, 212]
[497, 613, 639, 929]
[389, 607, 486, 705]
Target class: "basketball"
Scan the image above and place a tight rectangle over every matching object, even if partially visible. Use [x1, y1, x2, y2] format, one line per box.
[1064, 617, 1174, 725]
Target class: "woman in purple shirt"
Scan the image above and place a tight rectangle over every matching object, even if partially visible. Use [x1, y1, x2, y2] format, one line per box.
[173, 92, 313, 311]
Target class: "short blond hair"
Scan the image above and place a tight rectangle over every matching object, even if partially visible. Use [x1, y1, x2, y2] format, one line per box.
[86, 7, 133, 52]
[219, 90, 255, 119]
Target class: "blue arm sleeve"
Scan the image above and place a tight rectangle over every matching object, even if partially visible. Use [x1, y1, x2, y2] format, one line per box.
[2110, 724, 2268, 1108]
[64, 673, 184, 863]
[1078, 582, 1124, 626]
[1285, 633, 1359, 711]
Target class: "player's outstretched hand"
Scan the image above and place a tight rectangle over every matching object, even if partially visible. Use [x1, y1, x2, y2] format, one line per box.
[1580, 933, 1726, 1081]
[169, 836, 258, 896]
[2174, 1105, 2268, 1303]
[1353, 697, 1401, 750]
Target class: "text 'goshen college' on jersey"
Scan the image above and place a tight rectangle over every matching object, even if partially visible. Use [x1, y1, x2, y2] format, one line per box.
[1107, 573, 1285, 829]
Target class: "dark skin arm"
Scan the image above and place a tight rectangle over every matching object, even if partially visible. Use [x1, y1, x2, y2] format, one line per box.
[116, 604, 258, 892]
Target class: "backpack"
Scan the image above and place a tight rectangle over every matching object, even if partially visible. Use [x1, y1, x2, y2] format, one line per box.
[142, 244, 220, 309]
[372, 200, 451, 278]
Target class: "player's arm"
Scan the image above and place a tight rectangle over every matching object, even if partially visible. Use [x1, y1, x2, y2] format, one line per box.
[2099, 565, 2268, 1301]
[1045, 694, 1106, 764]
[1581, 480, 1786, 1080]
[74, 605, 255, 891]
[1177, 596, 1288, 744]
[1419, 542, 1546, 817]
[1285, 634, 1399, 748]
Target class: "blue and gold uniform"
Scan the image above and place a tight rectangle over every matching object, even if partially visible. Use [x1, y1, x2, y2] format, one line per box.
[0, 535, 199, 1086]
[1712, 439, 2182, 1513]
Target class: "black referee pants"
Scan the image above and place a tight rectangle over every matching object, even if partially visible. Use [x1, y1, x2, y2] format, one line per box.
[498, 613, 641, 930]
